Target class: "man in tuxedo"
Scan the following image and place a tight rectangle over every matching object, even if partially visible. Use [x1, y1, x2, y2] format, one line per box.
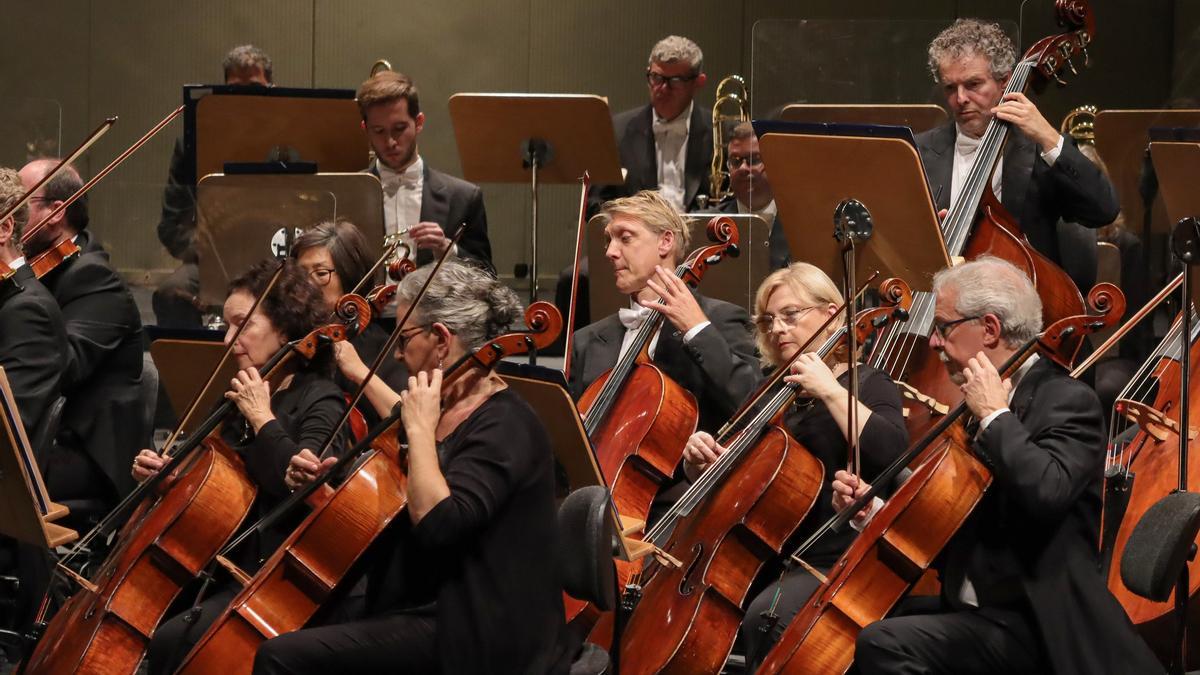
[705, 121, 790, 269]
[835, 256, 1160, 674]
[916, 18, 1119, 293]
[19, 159, 146, 505]
[0, 167, 66, 456]
[153, 44, 275, 328]
[358, 71, 493, 274]
[567, 190, 759, 435]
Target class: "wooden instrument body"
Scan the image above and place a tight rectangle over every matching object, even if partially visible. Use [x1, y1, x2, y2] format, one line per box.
[759, 426, 990, 674]
[1106, 345, 1200, 664]
[23, 440, 256, 675]
[176, 431, 408, 675]
[29, 239, 81, 279]
[617, 425, 823, 675]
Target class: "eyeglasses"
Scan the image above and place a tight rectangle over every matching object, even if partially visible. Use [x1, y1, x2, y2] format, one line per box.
[396, 324, 431, 350]
[932, 315, 980, 339]
[646, 70, 698, 88]
[727, 154, 763, 170]
[754, 306, 819, 332]
[307, 267, 336, 286]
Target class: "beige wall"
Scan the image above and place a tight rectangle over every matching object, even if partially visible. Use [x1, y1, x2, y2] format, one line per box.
[0, 0, 1183, 296]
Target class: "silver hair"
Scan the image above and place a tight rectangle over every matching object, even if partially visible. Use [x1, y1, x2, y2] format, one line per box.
[649, 35, 704, 74]
[395, 261, 522, 352]
[927, 18, 1017, 83]
[223, 44, 274, 83]
[931, 256, 1042, 346]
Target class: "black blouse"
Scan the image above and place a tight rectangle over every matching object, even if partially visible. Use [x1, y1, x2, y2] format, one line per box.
[369, 388, 568, 674]
[782, 365, 908, 567]
[222, 367, 347, 569]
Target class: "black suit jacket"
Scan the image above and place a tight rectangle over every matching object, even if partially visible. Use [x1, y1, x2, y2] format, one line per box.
[567, 293, 760, 433]
[0, 265, 67, 455]
[39, 231, 146, 497]
[711, 198, 790, 269]
[949, 357, 1160, 673]
[368, 160, 494, 275]
[587, 103, 713, 216]
[915, 122, 1119, 292]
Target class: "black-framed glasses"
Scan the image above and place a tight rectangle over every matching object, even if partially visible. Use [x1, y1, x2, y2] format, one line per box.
[727, 154, 763, 170]
[396, 324, 432, 350]
[646, 70, 698, 88]
[307, 267, 336, 286]
[932, 315, 980, 339]
[754, 306, 819, 332]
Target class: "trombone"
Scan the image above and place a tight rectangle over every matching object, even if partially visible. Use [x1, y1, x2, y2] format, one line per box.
[704, 74, 750, 208]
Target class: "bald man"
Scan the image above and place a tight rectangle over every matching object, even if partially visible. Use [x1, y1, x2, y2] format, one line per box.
[20, 159, 146, 505]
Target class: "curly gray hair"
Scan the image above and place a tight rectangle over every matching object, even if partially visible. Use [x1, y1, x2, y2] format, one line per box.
[649, 35, 703, 74]
[396, 261, 522, 352]
[931, 256, 1042, 346]
[927, 18, 1017, 83]
[223, 44, 274, 83]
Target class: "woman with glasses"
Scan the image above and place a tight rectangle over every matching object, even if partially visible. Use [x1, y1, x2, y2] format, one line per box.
[291, 219, 409, 422]
[261, 261, 569, 674]
[680, 262, 909, 671]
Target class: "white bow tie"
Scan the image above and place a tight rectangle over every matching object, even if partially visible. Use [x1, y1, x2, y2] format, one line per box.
[618, 306, 653, 330]
[379, 165, 420, 196]
[653, 115, 688, 138]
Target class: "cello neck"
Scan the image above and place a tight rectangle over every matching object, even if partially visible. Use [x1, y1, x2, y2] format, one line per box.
[940, 59, 1037, 256]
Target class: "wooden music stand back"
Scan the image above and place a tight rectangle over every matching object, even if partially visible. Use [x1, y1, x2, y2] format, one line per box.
[759, 132, 949, 290]
[779, 104, 948, 134]
[0, 368, 76, 548]
[1151, 141, 1200, 300]
[1095, 110, 1200, 236]
[150, 339, 233, 435]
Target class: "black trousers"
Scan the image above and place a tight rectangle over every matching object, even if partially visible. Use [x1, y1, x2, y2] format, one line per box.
[854, 596, 1046, 675]
[145, 586, 237, 675]
[253, 610, 437, 675]
[739, 565, 827, 672]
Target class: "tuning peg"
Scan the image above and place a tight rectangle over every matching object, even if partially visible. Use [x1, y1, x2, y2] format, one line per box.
[1081, 47, 1091, 68]
[1054, 72, 1068, 87]
[1065, 58, 1078, 76]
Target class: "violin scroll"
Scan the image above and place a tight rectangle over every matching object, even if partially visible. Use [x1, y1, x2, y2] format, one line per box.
[1038, 282, 1125, 369]
[852, 277, 914, 346]
[680, 216, 741, 287]
[333, 293, 372, 338]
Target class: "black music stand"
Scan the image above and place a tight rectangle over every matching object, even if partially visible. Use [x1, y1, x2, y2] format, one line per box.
[448, 94, 623, 302]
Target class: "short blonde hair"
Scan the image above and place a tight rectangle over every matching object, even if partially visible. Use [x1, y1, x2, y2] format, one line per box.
[753, 262, 844, 367]
[0, 168, 28, 241]
[598, 190, 691, 263]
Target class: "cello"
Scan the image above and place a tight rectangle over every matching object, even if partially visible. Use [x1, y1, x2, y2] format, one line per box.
[174, 302, 563, 675]
[757, 282, 1124, 675]
[867, 0, 1097, 440]
[612, 279, 913, 674]
[20, 277, 368, 675]
[565, 216, 740, 628]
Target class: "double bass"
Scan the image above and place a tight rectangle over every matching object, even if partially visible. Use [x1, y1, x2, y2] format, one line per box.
[868, 0, 1096, 440]
[613, 279, 913, 674]
[757, 282, 1124, 674]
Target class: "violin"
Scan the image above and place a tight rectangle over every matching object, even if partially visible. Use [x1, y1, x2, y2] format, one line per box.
[21, 285, 366, 675]
[611, 279, 913, 674]
[173, 302, 563, 675]
[868, 0, 1096, 441]
[757, 282, 1124, 675]
[565, 216, 739, 629]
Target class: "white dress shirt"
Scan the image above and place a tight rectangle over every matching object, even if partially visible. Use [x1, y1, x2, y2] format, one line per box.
[950, 126, 1065, 209]
[653, 102, 692, 212]
[616, 300, 710, 362]
[379, 155, 424, 246]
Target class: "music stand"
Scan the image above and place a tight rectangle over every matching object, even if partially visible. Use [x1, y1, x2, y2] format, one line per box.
[587, 213, 772, 320]
[194, 173, 384, 307]
[150, 339, 233, 435]
[1153, 142, 1200, 305]
[779, 104, 948, 134]
[758, 131, 949, 290]
[0, 368, 76, 549]
[448, 94, 623, 302]
[497, 362, 629, 560]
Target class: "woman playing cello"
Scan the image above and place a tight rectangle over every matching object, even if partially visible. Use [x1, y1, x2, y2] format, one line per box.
[681, 262, 908, 670]
[265, 261, 568, 674]
[131, 259, 349, 675]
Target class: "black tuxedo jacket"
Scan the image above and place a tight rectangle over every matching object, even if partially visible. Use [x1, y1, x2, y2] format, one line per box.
[586, 103, 713, 216]
[39, 231, 146, 497]
[915, 122, 1119, 292]
[950, 357, 1159, 673]
[368, 161, 494, 275]
[0, 265, 67, 455]
[710, 198, 790, 269]
[567, 293, 760, 433]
